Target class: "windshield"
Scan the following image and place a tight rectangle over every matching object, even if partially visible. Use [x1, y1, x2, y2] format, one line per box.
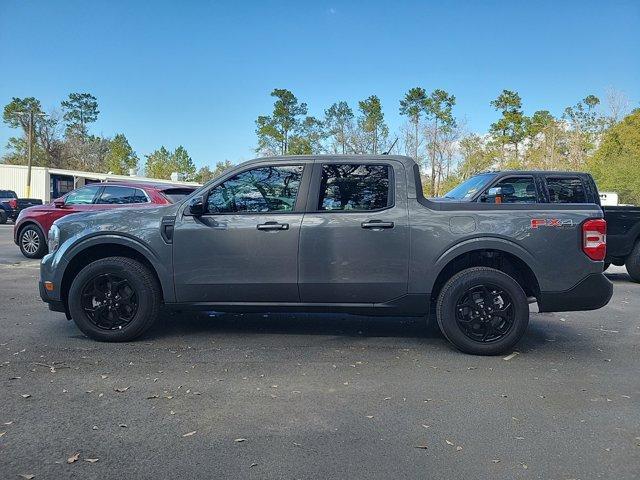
[442, 173, 497, 200]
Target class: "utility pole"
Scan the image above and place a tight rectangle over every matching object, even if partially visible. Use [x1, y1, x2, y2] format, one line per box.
[26, 109, 34, 197]
[12, 109, 46, 197]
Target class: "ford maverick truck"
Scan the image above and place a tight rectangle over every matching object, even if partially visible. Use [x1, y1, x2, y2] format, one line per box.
[39, 155, 613, 355]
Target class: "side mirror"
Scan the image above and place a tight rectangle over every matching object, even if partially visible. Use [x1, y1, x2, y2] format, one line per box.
[480, 187, 502, 203]
[188, 196, 205, 216]
[54, 199, 66, 208]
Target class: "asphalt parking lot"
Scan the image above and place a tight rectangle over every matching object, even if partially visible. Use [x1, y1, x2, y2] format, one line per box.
[1, 223, 639, 479]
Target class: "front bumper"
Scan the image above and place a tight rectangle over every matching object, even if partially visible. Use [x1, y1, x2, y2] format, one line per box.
[39, 280, 66, 314]
[538, 273, 613, 313]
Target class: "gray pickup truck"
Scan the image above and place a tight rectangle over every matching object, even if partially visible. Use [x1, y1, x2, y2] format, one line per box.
[39, 155, 613, 355]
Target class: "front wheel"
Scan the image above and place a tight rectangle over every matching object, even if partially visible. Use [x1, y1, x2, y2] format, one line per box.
[19, 224, 47, 259]
[68, 257, 161, 341]
[436, 267, 529, 355]
[0, 210, 7, 224]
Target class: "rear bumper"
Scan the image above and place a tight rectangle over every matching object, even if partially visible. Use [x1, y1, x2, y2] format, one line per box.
[538, 273, 613, 313]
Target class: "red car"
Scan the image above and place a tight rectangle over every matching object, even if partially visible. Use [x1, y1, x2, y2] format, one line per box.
[14, 181, 196, 259]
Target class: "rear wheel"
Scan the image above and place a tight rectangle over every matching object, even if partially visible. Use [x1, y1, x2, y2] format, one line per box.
[19, 224, 47, 259]
[436, 267, 529, 355]
[68, 257, 161, 341]
[625, 241, 640, 283]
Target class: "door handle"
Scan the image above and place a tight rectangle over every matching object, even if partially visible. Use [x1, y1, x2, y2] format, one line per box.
[361, 220, 394, 229]
[257, 222, 289, 231]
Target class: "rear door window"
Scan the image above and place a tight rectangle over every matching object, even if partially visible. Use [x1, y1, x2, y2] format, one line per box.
[96, 186, 138, 204]
[546, 177, 587, 203]
[318, 164, 391, 211]
[132, 188, 149, 203]
[481, 176, 537, 203]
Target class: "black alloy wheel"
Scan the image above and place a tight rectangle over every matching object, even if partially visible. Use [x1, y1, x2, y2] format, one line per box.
[81, 273, 139, 330]
[436, 267, 529, 355]
[454, 284, 515, 343]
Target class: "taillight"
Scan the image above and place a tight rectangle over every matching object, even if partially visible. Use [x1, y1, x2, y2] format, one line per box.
[582, 218, 606, 261]
[8, 199, 18, 209]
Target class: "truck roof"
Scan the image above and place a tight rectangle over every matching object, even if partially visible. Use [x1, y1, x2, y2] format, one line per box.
[251, 154, 416, 165]
[478, 170, 593, 177]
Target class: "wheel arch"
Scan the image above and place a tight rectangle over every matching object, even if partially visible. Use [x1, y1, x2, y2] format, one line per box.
[59, 236, 173, 312]
[430, 239, 541, 303]
[17, 219, 45, 238]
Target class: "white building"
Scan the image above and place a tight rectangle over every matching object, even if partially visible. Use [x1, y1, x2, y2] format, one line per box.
[0, 164, 199, 202]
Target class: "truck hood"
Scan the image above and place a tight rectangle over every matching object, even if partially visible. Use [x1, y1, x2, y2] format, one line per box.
[53, 203, 181, 250]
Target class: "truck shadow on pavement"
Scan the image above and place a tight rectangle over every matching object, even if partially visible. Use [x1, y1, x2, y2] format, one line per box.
[137, 310, 570, 353]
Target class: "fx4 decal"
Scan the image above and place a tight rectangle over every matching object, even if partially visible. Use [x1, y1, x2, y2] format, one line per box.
[530, 218, 574, 229]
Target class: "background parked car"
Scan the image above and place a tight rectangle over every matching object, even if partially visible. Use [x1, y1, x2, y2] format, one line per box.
[0, 189, 43, 224]
[13, 182, 196, 259]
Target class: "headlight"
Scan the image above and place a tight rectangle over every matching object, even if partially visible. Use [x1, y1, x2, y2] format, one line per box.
[48, 224, 60, 253]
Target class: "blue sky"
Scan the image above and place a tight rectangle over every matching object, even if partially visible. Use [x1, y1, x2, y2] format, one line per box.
[1, 0, 638, 168]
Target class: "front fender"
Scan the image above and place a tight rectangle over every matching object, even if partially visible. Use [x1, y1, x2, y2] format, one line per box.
[50, 232, 175, 303]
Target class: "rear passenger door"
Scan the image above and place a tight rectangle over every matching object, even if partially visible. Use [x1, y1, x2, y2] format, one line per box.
[298, 160, 409, 304]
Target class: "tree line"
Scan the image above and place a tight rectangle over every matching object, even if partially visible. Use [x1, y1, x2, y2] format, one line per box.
[2, 88, 637, 203]
[1, 94, 231, 183]
[255, 87, 637, 201]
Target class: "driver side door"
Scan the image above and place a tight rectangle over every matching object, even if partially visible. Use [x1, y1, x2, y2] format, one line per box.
[172, 161, 311, 303]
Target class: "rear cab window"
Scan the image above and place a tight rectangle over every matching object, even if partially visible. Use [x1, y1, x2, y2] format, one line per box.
[546, 177, 587, 203]
[317, 164, 391, 211]
[0, 190, 18, 200]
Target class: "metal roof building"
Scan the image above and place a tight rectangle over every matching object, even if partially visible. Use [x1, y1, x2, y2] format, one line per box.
[0, 164, 199, 202]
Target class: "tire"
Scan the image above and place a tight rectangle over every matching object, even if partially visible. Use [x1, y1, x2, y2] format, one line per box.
[603, 262, 611, 271]
[19, 224, 47, 259]
[625, 241, 640, 283]
[436, 267, 529, 355]
[68, 256, 161, 342]
[0, 210, 7, 224]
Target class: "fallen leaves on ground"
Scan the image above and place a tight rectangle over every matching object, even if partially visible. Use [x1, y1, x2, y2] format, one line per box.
[113, 386, 130, 393]
[182, 431, 197, 437]
[414, 445, 428, 449]
[67, 453, 80, 464]
[85, 458, 99, 463]
[19, 475, 35, 479]
[234, 438, 246, 443]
